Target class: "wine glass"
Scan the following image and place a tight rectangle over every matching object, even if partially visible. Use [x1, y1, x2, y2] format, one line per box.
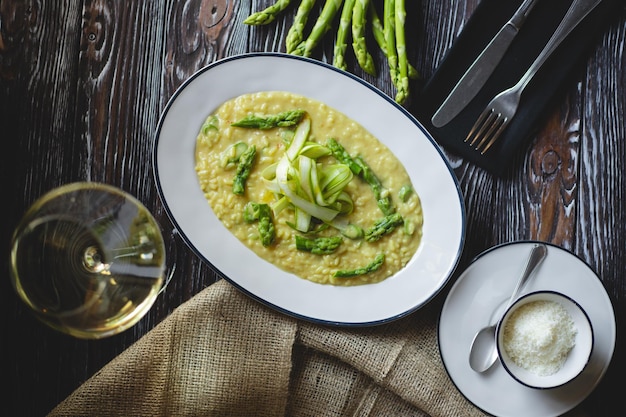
[9, 182, 169, 339]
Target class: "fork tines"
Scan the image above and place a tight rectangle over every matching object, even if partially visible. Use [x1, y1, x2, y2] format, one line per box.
[465, 109, 508, 154]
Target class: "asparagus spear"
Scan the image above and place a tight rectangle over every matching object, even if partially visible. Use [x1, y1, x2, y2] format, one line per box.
[243, 202, 276, 246]
[352, 0, 376, 75]
[365, 213, 403, 242]
[295, 235, 343, 255]
[334, 253, 385, 278]
[231, 110, 306, 129]
[369, 3, 387, 53]
[292, 0, 343, 57]
[233, 145, 256, 195]
[333, 0, 355, 70]
[286, 0, 317, 53]
[394, 0, 409, 104]
[398, 184, 413, 202]
[327, 138, 393, 214]
[243, 201, 265, 222]
[220, 141, 249, 169]
[354, 156, 394, 215]
[201, 115, 220, 135]
[326, 138, 362, 175]
[335, 222, 364, 239]
[383, 0, 398, 87]
[369, 3, 419, 79]
[244, 0, 292, 25]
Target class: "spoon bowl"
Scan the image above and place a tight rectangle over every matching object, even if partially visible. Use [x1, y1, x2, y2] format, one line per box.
[468, 242, 547, 372]
[469, 325, 500, 372]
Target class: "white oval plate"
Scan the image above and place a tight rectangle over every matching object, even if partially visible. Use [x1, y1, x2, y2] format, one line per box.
[153, 53, 465, 326]
[439, 241, 616, 416]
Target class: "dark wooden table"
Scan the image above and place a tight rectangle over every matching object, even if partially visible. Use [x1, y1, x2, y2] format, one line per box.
[2, 1, 624, 415]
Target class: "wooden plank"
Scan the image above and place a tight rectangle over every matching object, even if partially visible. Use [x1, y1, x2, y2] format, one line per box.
[2, 3, 85, 415]
[1, 1, 84, 198]
[2, 2, 178, 415]
[159, 1, 237, 298]
[575, 20, 626, 415]
[162, 0, 239, 99]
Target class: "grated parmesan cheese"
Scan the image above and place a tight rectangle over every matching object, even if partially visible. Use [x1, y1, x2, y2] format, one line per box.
[503, 300, 577, 376]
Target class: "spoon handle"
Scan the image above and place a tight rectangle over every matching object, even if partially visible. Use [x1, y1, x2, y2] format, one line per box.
[506, 243, 547, 308]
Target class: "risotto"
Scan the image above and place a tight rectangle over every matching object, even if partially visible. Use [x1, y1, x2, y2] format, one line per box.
[195, 91, 423, 286]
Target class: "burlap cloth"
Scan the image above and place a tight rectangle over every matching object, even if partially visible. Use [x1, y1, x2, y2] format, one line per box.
[47, 279, 589, 417]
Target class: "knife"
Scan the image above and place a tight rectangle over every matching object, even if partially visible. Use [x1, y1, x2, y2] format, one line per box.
[431, 0, 541, 128]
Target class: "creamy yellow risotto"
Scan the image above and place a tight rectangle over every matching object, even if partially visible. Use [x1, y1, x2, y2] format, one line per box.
[195, 91, 422, 286]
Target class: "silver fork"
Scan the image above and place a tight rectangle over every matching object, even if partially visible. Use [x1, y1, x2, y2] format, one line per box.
[465, 0, 604, 154]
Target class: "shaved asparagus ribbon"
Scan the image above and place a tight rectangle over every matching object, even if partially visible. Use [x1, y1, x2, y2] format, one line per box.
[262, 116, 354, 232]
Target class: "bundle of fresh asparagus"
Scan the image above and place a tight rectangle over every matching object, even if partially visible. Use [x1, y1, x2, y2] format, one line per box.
[244, 0, 418, 105]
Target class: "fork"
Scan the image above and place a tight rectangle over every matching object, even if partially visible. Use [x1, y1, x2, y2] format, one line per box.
[465, 0, 604, 154]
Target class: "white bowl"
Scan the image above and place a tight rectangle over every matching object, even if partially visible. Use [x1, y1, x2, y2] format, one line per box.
[153, 53, 465, 325]
[496, 290, 593, 389]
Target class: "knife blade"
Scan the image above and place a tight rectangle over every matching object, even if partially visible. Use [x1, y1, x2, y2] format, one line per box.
[431, 0, 541, 128]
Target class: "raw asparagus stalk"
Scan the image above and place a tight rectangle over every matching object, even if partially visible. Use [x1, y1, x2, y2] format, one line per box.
[286, 0, 317, 53]
[231, 110, 306, 129]
[295, 235, 343, 254]
[244, 0, 292, 25]
[334, 253, 385, 277]
[352, 0, 376, 75]
[394, 0, 409, 104]
[333, 0, 355, 70]
[233, 145, 257, 195]
[369, 3, 419, 79]
[292, 0, 343, 57]
[383, 0, 398, 87]
[369, 4, 385, 51]
[365, 213, 404, 242]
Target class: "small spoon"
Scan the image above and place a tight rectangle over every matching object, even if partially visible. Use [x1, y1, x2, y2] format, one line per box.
[468, 242, 548, 373]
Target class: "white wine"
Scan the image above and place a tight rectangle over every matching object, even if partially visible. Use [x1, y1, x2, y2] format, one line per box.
[10, 183, 166, 339]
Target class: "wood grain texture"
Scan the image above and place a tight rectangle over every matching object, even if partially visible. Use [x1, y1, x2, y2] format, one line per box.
[2, 0, 625, 415]
[574, 18, 626, 414]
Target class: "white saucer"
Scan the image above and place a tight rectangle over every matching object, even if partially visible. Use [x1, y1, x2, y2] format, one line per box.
[438, 241, 616, 417]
